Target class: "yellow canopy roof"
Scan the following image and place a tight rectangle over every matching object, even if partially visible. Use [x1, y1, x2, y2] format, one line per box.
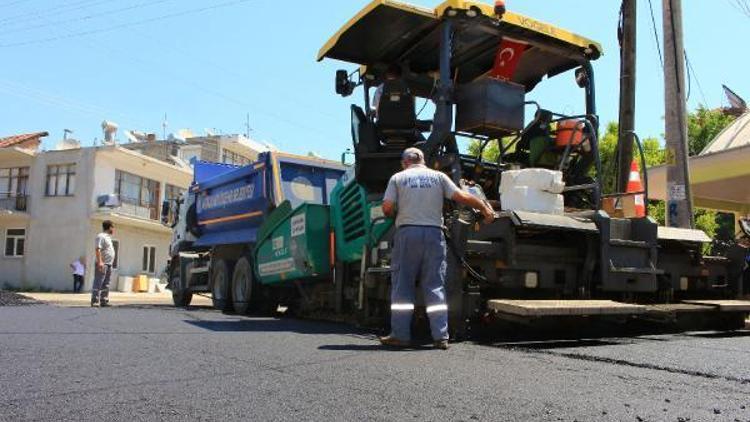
[318, 0, 602, 91]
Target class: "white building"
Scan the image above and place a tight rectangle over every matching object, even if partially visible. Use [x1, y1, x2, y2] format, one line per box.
[0, 133, 196, 291]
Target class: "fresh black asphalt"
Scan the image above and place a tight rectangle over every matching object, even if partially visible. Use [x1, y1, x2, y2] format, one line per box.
[1, 302, 749, 421]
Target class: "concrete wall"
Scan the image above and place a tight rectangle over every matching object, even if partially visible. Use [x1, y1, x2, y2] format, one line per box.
[106, 224, 171, 288]
[0, 151, 34, 288]
[24, 149, 93, 290]
[0, 216, 30, 289]
[0, 146, 190, 291]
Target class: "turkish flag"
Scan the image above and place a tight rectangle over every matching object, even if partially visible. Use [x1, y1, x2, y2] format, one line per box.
[489, 38, 528, 80]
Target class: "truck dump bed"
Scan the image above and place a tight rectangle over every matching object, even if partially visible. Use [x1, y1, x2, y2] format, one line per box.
[191, 152, 346, 248]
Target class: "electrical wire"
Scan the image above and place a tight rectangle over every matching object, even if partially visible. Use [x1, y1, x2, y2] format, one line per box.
[684, 51, 692, 101]
[0, 0, 32, 8]
[646, 0, 664, 69]
[684, 52, 708, 105]
[0, 0, 177, 35]
[0, 0, 254, 48]
[0, 0, 118, 25]
[730, 0, 750, 18]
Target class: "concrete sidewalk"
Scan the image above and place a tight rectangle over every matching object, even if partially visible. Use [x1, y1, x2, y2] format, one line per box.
[21, 291, 213, 308]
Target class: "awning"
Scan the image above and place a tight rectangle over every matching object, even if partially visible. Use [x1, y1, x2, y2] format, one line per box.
[648, 111, 750, 216]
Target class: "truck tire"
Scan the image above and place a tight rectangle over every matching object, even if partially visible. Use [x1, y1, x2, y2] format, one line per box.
[211, 259, 233, 312]
[171, 268, 193, 308]
[232, 257, 254, 314]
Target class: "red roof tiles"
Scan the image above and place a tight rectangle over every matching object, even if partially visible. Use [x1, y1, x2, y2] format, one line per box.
[0, 132, 48, 148]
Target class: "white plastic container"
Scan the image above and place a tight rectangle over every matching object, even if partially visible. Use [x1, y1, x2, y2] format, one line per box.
[117, 276, 133, 293]
[500, 169, 565, 194]
[500, 169, 565, 215]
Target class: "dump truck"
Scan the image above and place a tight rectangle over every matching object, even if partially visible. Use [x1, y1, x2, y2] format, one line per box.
[164, 151, 346, 312]
[167, 0, 749, 337]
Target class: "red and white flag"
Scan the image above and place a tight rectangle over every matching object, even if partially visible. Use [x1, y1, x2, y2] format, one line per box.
[489, 38, 528, 80]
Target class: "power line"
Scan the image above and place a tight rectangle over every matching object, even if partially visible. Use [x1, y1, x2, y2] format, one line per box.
[0, 78, 138, 124]
[0, 0, 254, 47]
[0, 0, 117, 25]
[646, 0, 664, 69]
[0, 0, 177, 35]
[0, 0, 32, 8]
[684, 52, 708, 105]
[730, 0, 750, 18]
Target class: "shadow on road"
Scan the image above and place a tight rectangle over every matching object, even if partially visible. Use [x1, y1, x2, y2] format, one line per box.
[318, 343, 435, 352]
[184, 317, 370, 336]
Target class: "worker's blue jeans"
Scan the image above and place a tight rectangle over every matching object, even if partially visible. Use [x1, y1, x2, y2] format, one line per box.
[389, 225, 449, 341]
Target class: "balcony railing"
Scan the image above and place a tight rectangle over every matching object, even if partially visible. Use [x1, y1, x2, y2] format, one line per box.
[114, 201, 159, 221]
[0, 195, 28, 212]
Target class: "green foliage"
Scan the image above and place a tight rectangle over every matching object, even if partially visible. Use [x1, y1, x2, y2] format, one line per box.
[597, 122, 664, 194]
[695, 209, 718, 239]
[687, 106, 736, 156]
[467, 139, 501, 162]
[648, 201, 666, 225]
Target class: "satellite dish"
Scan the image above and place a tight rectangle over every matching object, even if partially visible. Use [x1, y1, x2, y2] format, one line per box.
[124, 131, 140, 144]
[55, 138, 81, 150]
[101, 120, 119, 145]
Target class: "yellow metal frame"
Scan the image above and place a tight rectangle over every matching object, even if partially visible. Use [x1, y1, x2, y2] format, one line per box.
[317, 0, 433, 61]
[318, 0, 602, 62]
[434, 0, 602, 53]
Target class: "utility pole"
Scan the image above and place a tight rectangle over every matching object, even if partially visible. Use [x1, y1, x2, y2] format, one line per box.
[245, 112, 252, 138]
[662, 0, 694, 228]
[617, 0, 637, 193]
[162, 113, 168, 140]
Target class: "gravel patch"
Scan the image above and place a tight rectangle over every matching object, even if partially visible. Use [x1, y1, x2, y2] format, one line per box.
[0, 291, 41, 306]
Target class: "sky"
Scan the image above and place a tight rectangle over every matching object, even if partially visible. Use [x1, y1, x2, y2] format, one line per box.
[1, 0, 748, 159]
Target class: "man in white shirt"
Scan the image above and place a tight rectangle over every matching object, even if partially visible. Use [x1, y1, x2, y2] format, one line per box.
[70, 256, 86, 293]
[380, 148, 494, 349]
[92, 220, 116, 307]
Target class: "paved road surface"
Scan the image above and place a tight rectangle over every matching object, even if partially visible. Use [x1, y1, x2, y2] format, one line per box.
[1, 300, 749, 421]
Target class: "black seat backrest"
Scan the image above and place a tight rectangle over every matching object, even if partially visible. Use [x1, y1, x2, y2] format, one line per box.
[377, 80, 416, 131]
[351, 105, 379, 154]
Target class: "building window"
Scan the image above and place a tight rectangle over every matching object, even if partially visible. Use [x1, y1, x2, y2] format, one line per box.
[115, 170, 161, 220]
[142, 246, 156, 273]
[112, 239, 120, 270]
[4, 228, 25, 257]
[222, 149, 250, 166]
[46, 164, 76, 196]
[0, 167, 29, 198]
[164, 184, 186, 226]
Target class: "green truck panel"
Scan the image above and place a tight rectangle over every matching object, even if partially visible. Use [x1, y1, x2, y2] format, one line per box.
[255, 203, 332, 285]
[329, 177, 393, 263]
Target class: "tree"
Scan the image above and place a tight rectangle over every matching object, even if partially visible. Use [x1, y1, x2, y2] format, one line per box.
[731, 0, 750, 19]
[467, 139, 500, 162]
[687, 106, 736, 156]
[597, 122, 664, 194]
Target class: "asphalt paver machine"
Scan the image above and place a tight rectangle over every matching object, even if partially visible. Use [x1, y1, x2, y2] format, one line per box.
[315, 0, 749, 336]
[168, 0, 749, 338]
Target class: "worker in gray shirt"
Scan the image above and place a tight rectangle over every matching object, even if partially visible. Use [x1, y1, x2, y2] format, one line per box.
[380, 148, 494, 349]
[92, 220, 116, 307]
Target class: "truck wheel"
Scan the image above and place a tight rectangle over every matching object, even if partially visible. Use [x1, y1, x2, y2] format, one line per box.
[211, 259, 233, 312]
[232, 257, 254, 314]
[171, 269, 193, 308]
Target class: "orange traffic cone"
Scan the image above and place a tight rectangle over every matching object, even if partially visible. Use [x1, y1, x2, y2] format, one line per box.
[626, 160, 646, 217]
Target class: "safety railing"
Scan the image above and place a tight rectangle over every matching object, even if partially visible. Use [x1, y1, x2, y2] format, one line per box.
[0, 195, 28, 212]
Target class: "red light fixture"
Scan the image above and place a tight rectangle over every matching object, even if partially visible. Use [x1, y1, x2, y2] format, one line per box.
[494, 0, 506, 18]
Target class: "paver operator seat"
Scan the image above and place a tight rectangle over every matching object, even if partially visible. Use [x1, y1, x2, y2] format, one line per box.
[351, 75, 429, 192]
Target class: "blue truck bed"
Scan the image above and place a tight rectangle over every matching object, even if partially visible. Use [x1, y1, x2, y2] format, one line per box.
[191, 152, 346, 248]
